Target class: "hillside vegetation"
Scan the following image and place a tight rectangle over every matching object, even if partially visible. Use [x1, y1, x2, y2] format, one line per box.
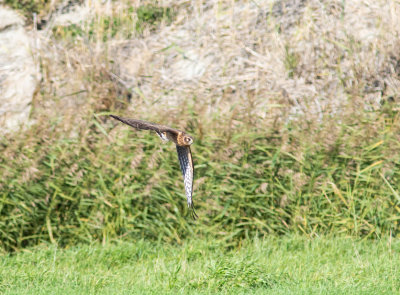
[1, 0, 400, 252]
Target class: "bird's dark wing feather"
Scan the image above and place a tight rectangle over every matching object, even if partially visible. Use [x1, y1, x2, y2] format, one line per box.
[176, 145, 198, 219]
[110, 115, 180, 135]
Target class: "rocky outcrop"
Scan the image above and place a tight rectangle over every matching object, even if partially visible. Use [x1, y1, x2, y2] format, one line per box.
[0, 7, 38, 134]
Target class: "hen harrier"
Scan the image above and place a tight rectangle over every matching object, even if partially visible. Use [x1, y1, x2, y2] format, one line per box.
[110, 115, 198, 219]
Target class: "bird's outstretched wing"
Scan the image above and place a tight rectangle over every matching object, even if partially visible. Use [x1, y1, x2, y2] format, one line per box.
[110, 115, 180, 134]
[176, 145, 198, 219]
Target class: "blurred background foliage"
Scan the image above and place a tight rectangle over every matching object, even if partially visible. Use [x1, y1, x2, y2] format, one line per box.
[1, 0, 400, 252]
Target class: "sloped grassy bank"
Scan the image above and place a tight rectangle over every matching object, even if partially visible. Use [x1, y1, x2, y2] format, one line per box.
[1, 108, 399, 252]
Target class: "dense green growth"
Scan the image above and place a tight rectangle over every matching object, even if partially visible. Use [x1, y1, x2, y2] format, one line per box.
[0, 109, 399, 252]
[5, 1, 174, 38]
[135, 5, 175, 33]
[1, 236, 399, 294]
[4, 0, 51, 16]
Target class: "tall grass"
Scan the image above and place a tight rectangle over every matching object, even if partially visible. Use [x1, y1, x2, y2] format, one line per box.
[0, 108, 399, 252]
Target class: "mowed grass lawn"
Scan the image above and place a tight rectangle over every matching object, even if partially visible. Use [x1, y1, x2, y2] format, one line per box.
[1, 236, 399, 295]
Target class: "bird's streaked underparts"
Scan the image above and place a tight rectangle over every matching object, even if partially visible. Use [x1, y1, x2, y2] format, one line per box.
[110, 115, 198, 219]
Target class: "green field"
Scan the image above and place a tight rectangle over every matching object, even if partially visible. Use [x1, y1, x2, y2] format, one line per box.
[1, 236, 399, 294]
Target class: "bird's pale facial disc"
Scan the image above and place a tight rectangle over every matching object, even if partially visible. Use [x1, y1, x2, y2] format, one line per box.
[184, 136, 194, 146]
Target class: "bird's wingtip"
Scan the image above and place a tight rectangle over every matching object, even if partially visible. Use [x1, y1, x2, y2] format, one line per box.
[188, 202, 198, 220]
[110, 114, 125, 124]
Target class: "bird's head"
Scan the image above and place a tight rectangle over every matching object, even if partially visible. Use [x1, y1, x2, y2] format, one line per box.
[182, 134, 194, 146]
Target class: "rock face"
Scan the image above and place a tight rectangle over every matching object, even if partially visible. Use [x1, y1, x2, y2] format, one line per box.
[0, 7, 38, 134]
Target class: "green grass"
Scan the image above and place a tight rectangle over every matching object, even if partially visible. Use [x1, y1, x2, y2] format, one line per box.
[1, 236, 399, 294]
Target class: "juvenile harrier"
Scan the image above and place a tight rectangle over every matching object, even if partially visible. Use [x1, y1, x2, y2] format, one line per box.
[110, 115, 198, 219]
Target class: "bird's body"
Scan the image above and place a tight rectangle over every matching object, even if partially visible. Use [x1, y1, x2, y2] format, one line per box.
[110, 115, 197, 219]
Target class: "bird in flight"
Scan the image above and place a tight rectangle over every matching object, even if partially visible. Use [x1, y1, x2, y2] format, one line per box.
[110, 115, 198, 219]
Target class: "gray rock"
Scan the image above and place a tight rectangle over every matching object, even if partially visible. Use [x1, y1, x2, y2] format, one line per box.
[0, 7, 38, 134]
